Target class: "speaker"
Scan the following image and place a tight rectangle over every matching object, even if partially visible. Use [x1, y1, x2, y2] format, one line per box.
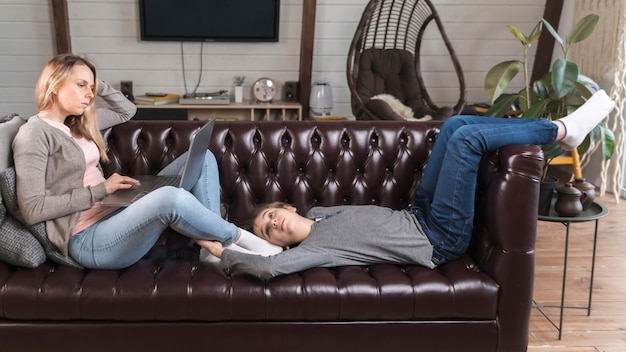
[120, 80, 134, 101]
[284, 81, 300, 102]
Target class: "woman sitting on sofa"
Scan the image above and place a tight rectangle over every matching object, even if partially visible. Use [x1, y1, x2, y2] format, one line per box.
[198, 90, 616, 279]
[13, 53, 280, 269]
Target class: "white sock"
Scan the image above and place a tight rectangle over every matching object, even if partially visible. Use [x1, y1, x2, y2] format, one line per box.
[235, 228, 283, 256]
[199, 243, 260, 263]
[557, 89, 615, 150]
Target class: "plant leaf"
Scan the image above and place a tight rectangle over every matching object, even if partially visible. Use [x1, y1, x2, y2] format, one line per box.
[576, 125, 616, 160]
[484, 60, 520, 103]
[576, 74, 599, 95]
[523, 99, 550, 118]
[599, 126, 616, 160]
[577, 133, 592, 156]
[507, 25, 528, 45]
[567, 14, 599, 45]
[563, 86, 585, 108]
[527, 21, 543, 45]
[541, 19, 564, 51]
[485, 95, 518, 117]
[531, 79, 550, 101]
[551, 59, 578, 98]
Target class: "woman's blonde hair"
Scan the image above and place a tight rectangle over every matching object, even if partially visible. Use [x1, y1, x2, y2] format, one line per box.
[35, 53, 109, 162]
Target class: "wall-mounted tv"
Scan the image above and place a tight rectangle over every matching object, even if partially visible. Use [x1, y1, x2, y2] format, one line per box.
[139, 0, 280, 42]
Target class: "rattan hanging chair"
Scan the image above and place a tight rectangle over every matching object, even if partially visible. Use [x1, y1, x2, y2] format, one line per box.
[347, 0, 466, 121]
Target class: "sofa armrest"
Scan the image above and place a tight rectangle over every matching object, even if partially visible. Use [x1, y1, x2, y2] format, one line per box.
[472, 143, 543, 351]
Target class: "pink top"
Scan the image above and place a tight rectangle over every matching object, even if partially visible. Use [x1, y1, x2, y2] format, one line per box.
[43, 119, 117, 235]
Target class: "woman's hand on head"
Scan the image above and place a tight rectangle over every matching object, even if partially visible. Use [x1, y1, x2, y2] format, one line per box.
[103, 173, 141, 194]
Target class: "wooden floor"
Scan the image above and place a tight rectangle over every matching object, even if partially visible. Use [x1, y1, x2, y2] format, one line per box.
[528, 193, 626, 351]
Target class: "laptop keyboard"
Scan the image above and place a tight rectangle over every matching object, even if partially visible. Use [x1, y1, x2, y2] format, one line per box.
[131, 191, 150, 202]
[131, 176, 180, 202]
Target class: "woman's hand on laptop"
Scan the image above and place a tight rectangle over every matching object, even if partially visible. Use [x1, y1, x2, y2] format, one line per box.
[104, 173, 141, 194]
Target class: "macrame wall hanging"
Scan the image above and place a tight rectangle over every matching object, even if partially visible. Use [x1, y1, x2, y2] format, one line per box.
[570, 0, 625, 202]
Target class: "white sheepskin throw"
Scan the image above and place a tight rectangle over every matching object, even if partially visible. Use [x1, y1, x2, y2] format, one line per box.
[370, 94, 432, 121]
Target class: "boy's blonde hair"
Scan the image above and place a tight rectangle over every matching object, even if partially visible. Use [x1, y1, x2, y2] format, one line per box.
[35, 53, 109, 162]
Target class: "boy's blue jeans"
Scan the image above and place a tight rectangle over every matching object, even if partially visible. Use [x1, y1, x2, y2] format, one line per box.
[69, 151, 238, 269]
[411, 115, 558, 265]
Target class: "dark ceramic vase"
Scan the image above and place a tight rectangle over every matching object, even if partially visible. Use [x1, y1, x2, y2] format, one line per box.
[555, 183, 583, 217]
[572, 178, 595, 211]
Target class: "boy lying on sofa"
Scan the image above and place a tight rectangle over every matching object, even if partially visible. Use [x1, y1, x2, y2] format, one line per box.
[198, 90, 616, 279]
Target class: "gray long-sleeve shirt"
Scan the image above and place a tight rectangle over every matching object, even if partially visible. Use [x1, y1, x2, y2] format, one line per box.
[220, 205, 434, 279]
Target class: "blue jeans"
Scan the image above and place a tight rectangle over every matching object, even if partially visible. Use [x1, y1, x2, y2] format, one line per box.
[68, 151, 238, 269]
[411, 115, 558, 265]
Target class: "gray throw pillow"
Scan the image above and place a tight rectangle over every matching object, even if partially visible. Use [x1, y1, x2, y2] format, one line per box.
[0, 113, 47, 267]
[0, 113, 27, 171]
[0, 167, 83, 268]
[0, 207, 47, 268]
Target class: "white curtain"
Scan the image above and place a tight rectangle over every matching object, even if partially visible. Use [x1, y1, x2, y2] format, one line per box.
[571, 0, 626, 202]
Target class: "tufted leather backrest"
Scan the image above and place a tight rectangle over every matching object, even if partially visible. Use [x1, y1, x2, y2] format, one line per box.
[103, 120, 441, 225]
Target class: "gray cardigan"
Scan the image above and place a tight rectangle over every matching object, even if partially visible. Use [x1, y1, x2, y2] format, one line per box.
[12, 81, 136, 255]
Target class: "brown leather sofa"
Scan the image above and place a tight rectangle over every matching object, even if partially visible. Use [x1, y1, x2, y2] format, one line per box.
[0, 119, 543, 352]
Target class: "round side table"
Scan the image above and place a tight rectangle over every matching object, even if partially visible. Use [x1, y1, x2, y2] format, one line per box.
[536, 198, 609, 339]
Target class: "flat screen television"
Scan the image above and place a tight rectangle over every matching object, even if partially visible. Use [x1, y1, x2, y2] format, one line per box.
[139, 0, 280, 42]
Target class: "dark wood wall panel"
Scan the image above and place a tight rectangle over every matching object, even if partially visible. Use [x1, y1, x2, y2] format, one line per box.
[299, 0, 316, 118]
[52, 0, 71, 54]
[531, 0, 564, 83]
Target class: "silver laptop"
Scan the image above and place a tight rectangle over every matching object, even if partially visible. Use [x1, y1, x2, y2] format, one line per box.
[100, 119, 216, 207]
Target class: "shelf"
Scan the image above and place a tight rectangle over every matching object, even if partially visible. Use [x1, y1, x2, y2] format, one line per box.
[136, 101, 302, 121]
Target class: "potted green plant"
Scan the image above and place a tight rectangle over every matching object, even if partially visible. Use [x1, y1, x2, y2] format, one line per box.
[484, 14, 615, 176]
[484, 14, 616, 213]
[233, 75, 246, 103]
[483, 14, 615, 214]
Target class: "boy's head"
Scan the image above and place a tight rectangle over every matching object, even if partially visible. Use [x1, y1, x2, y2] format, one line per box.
[248, 202, 314, 247]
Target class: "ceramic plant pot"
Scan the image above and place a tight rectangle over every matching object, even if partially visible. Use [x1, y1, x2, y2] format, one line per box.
[538, 176, 558, 216]
[234, 86, 244, 103]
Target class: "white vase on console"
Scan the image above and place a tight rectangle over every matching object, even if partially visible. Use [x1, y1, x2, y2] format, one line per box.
[234, 86, 244, 103]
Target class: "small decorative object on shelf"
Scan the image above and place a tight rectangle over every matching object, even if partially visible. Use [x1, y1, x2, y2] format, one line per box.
[252, 77, 277, 102]
[134, 93, 181, 106]
[310, 78, 333, 117]
[233, 76, 246, 104]
[233, 76, 246, 86]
